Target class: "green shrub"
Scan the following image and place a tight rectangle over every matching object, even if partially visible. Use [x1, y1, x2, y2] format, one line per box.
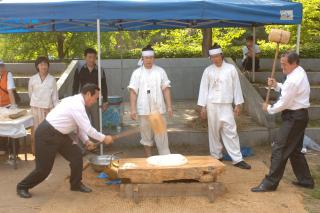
[103, 42, 320, 59]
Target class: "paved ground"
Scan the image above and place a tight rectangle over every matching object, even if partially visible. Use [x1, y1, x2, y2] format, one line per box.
[0, 101, 318, 213]
[121, 100, 265, 131]
[1, 145, 318, 213]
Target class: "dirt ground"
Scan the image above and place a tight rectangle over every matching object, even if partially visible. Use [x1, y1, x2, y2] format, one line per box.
[0, 145, 319, 213]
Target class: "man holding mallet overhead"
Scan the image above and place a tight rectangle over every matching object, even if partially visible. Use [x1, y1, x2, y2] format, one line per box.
[252, 52, 314, 192]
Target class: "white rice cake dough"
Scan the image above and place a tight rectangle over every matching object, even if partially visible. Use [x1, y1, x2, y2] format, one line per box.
[146, 154, 188, 167]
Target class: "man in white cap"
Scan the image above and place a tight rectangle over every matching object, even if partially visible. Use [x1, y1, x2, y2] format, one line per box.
[197, 44, 251, 169]
[128, 45, 173, 157]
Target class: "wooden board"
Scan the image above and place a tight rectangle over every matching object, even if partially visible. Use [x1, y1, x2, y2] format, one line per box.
[118, 156, 225, 184]
[120, 182, 226, 203]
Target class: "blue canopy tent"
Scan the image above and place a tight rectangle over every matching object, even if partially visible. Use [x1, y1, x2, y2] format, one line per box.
[0, 0, 303, 154]
[0, 0, 302, 33]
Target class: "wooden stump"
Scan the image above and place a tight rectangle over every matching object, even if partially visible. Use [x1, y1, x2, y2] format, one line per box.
[118, 156, 225, 184]
[118, 156, 226, 203]
[120, 182, 226, 203]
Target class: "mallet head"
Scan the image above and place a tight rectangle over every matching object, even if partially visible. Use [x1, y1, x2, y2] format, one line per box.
[268, 29, 291, 44]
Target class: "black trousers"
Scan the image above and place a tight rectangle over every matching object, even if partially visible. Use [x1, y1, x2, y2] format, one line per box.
[17, 120, 83, 190]
[263, 109, 314, 188]
[242, 56, 260, 71]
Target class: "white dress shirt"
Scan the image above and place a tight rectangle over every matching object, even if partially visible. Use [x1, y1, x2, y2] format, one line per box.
[46, 94, 105, 143]
[128, 65, 171, 115]
[28, 74, 59, 109]
[242, 44, 261, 61]
[6, 72, 15, 90]
[267, 66, 310, 115]
[197, 61, 244, 107]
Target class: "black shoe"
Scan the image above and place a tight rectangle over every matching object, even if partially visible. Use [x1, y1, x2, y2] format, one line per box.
[71, 183, 92, 193]
[251, 183, 277, 192]
[17, 188, 32, 198]
[234, 161, 251, 170]
[292, 181, 314, 189]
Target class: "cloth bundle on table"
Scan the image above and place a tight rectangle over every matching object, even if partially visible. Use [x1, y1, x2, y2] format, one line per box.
[0, 108, 33, 138]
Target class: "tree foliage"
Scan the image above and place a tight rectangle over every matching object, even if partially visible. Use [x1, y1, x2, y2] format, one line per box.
[0, 0, 318, 61]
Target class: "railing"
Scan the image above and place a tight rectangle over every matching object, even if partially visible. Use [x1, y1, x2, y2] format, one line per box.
[227, 58, 275, 128]
[56, 60, 79, 99]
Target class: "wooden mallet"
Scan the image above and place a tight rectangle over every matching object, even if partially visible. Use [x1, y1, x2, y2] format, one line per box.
[265, 29, 291, 104]
[65, 128, 140, 180]
[92, 127, 140, 149]
[148, 111, 167, 134]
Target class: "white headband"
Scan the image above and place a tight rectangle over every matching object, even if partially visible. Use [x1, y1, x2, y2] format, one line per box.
[209, 48, 223, 56]
[142, 50, 154, 57]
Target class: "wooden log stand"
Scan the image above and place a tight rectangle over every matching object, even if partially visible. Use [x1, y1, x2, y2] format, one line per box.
[118, 156, 226, 203]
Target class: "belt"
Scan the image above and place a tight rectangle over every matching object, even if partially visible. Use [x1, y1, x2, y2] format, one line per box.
[283, 108, 308, 113]
[43, 119, 65, 136]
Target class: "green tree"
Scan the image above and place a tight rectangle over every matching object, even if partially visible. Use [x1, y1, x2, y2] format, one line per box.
[264, 0, 320, 51]
[0, 0, 319, 61]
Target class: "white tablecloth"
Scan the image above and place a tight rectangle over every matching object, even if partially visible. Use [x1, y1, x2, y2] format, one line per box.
[0, 113, 33, 138]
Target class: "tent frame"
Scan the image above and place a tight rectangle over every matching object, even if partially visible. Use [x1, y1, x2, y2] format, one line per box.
[0, 0, 303, 154]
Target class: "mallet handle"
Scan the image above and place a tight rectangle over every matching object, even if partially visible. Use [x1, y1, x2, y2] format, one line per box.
[94, 127, 140, 147]
[111, 128, 139, 141]
[265, 43, 280, 104]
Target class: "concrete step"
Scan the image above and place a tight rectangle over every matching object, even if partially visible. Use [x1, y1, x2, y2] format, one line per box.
[15, 91, 29, 106]
[122, 99, 265, 129]
[275, 119, 320, 129]
[250, 71, 320, 85]
[308, 119, 320, 128]
[252, 84, 320, 120]
[13, 76, 60, 88]
[236, 58, 320, 72]
[107, 125, 320, 149]
[266, 104, 320, 121]
[308, 105, 320, 120]
[5, 63, 66, 76]
[258, 68, 320, 73]
[253, 84, 320, 101]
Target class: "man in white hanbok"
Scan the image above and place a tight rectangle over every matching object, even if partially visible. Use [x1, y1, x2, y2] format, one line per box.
[128, 45, 173, 157]
[197, 44, 251, 170]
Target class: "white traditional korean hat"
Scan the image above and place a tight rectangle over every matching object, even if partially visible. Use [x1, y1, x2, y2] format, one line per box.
[138, 45, 155, 66]
[208, 44, 223, 56]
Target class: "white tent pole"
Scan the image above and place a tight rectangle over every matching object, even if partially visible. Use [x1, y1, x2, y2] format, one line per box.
[296, 24, 301, 54]
[252, 25, 256, 82]
[120, 31, 124, 96]
[97, 19, 103, 155]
